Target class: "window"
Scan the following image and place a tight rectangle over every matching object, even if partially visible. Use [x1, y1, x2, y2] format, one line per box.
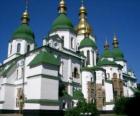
[102, 79, 104, 86]
[107, 73, 110, 79]
[73, 67, 79, 78]
[87, 50, 90, 65]
[113, 73, 117, 78]
[21, 68, 24, 78]
[93, 51, 94, 65]
[17, 43, 21, 53]
[71, 37, 74, 49]
[27, 45, 30, 52]
[61, 36, 64, 39]
[17, 70, 18, 79]
[10, 44, 12, 54]
[54, 42, 57, 46]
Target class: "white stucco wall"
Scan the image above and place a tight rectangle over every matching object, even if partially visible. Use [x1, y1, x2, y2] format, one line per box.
[82, 71, 93, 100]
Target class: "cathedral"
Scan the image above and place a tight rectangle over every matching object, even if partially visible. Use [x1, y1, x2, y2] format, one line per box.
[0, 0, 137, 115]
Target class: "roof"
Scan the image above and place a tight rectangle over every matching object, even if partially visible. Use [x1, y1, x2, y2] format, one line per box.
[102, 49, 113, 58]
[12, 24, 35, 43]
[81, 66, 106, 72]
[29, 51, 60, 67]
[79, 37, 97, 49]
[51, 14, 73, 30]
[0, 61, 16, 77]
[97, 58, 122, 68]
[112, 47, 124, 60]
[123, 73, 137, 82]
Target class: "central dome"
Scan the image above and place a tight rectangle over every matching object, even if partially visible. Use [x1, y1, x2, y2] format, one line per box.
[52, 14, 73, 30]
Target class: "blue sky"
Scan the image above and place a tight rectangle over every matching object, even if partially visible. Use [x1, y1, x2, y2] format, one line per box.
[0, 0, 139, 82]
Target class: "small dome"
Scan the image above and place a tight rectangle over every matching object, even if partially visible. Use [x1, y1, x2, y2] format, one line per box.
[102, 49, 113, 58]
[79, 37, 97, 49]
[12, 24, 35, 43]
[52, 14, 73, 30]
[112, 48, 124, 60]
[97, 59, 118, 67]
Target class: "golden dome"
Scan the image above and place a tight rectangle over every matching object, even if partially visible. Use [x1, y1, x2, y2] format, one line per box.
[76, 5, 92, 35]
[21, 10, 30, 24]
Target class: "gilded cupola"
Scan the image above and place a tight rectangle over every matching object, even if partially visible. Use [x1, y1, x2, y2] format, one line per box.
[76, 1, 92, 35]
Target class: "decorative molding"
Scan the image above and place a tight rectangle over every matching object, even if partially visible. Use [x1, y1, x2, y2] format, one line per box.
[27, 74, 60, 81]
[25, 99, 60, 106]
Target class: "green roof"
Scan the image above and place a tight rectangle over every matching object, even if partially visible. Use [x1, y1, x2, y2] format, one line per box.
[112, 48, 124, 60]
[52, 14, 73, 30]
[97, 59, 120, 67]
[29, 51, 60, 67]
[12, 24, 35, 43]
[0, 61, 16, 77]
[102, 49, 113, 58]
[79, 37, 97, 49]
[82, 66, 105, 72]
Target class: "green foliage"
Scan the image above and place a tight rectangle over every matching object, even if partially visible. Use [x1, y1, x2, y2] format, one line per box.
[114, 92, 140, 116]
[125, 91, 140, 116]
[65, 100, 99, 116]
[73, 90, 84, 101]
[114, 97, 129, 115]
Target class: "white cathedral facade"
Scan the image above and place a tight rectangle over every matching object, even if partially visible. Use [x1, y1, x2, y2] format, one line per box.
[0, 0, 137, 115]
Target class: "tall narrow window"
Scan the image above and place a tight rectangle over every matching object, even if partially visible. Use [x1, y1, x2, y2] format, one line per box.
[17, 70, 18, 79]
[73, 67, 79, 78]
[107, 73, 110, 79]
[71, 37, 74, 49]
[87, 50, 90, 65]
[93, 51, 94, 65]
[17, 43, 21, 53]
[10, 44, 12, 54]
[21, 68, 24, 78]
[27, 45, 30, 52]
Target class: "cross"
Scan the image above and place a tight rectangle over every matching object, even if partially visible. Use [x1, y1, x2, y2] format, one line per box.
[81, 0, 85, 6]
[25, 0, 29, 11]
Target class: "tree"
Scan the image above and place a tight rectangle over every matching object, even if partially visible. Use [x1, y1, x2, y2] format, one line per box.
[114, 97, 129, 115]
[114, 91, 140, 116]
[65, 100, 99, 116]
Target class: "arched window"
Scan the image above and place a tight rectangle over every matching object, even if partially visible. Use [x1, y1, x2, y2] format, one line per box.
[17, 43, 21, 53]
[27, 45, 30, 52]
[73, 67, 79, 78]
[87, 50, 90, 65]
[113, 73, 117, 78]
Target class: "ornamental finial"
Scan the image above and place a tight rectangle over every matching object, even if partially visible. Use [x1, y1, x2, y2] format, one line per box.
[104, 40, 109, 49]
[58, 0, 67, 14]
[113, 33, 119, 48]
[21, 0, 30, 24]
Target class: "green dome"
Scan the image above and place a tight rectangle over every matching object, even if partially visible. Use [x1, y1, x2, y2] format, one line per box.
[102, 49, 113, 58]
[12, 24, 35, 43]
[97, 59, 118, 67]
[52, 14, 73, 30]
[112, 48, 124, 60]
[79, 37, 97, 49]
